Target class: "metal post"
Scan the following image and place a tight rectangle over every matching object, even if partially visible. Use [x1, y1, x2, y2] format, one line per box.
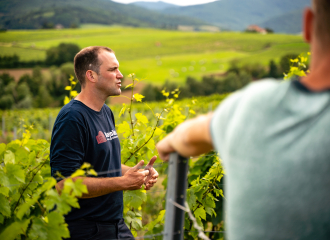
[164, 153, 189, 240]
[2, 115, 5, 137]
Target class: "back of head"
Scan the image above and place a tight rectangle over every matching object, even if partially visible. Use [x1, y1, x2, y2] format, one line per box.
[313, 0, 330, 47]
[74, 46, 113, 88]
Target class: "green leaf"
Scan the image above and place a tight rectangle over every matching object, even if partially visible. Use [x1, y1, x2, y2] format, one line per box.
[71, 169, 85, 178]
[63, 178, 88, 197]
[135, 113, 148, 125]
[123, 190, 146, 209]
[133, 93, 145, 102]
[29, 212, 70, 240]
[0, 186, 10, 197]
[0, 143, 6, 159]
[131, 218, 142, 230]
[28, 151, 37, 165]
[119, 104, 126, 117]
[154, 127, 163, 136]
[145, 139, 155, 151]
[5, 164, 25, 188]
[47, 212, 70, 240]
[0, 219, 30, 240]
[125, 83, 133, 89]
[117, 121, 131, 138]
[16, 194, 40, 220]
[4, 150, 15, 164]
[0, 194, 11, 217]
[194, 207, 206, 220]
[0, 214, 4, 224]
[15, 147, 29, 165]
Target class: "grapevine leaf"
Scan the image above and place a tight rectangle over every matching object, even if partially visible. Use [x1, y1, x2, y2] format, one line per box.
[0, 219, 30, 240]
[123, 190, 146, 209]
[63, 178, 88, 197]
[71, 169, 85, 178]
[0, 143, 6, 159]
[135, 113, 148, 125]
[119, 104, 126, 117]
[80, 162, 91, 169]
[144, 210, 165, 231]
[131, 218, 142, 230]
[4, 150, 15, 164]
[64, 96, 70, 105]
[125, 83, 133, 89]
[0, 194, 11, 217]
[117, 121, 131, 138]
[0, 186, 9, 197]
[16, 194, 40, 220]
[28, 151, 37, 165]
[133, 93, 145, 102]
[47, 211, 70, 240]
[194, 207, 206, 220]
[29, 212, 70, 240]
[5, 163, 25, 184]
[0, 214, 4, 224]
[154, 127, 163, 136]
[145, 139, 155, 151]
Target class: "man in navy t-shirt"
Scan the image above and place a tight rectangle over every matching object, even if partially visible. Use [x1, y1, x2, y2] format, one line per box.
[50, 46, 159, 239]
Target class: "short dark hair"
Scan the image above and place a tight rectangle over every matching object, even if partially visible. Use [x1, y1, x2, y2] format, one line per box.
[74, 46, 114, 87]
[314, 0, 330, 45]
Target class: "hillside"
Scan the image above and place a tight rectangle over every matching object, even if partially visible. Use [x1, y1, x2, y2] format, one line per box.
[0, 0, 205, 29]
[0, 27, 309, 84]
[130, 1, 179, 10]
[259, 9, 304, 34]
[160, 0, 310, 31]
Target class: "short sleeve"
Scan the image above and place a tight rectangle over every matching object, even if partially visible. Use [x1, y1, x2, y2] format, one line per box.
[50, 120, 86, 180]
[210, 91, 244, 155]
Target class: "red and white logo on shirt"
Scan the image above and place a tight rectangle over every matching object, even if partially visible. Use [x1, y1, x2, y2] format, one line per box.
[96, 131, 107, 144]
[96, 130, 118, 144]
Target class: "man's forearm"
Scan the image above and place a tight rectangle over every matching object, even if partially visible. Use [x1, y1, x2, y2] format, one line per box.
[156, 114, 214, 160]
[56, 176, 126, 199]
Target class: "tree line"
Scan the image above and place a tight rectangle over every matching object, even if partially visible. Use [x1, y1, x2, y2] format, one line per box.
[142, 53, 300, 101]
[0, 43, 80, 69]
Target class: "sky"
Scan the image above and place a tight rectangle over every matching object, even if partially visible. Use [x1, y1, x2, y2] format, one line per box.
[111, 0, 218, 6]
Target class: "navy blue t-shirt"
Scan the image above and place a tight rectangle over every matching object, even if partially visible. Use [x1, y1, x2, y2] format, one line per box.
[50, 100, 123, 222]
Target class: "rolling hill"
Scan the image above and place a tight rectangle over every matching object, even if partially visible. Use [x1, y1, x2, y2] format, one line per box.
[130, 1, 179, 11]
[259, 9, 304, 34]
[159, 0, 310, 32]
[0, 0, 205, 29]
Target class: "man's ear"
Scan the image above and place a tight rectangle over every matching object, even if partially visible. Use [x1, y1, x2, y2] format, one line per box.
[85, 70, 97, 84]
[303, 7, 313, 44]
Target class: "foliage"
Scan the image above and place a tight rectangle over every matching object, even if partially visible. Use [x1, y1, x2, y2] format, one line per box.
[45, 43, 80, 67]
[284, 52, 310, 80]
[0, 125, 98, 240]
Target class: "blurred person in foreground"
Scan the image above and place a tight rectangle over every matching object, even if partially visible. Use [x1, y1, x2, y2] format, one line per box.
[156, 0, 330, 239]
[50, 46, 158, 239]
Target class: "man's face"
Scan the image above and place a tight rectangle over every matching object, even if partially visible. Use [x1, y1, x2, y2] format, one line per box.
[95, 51, 123, 97]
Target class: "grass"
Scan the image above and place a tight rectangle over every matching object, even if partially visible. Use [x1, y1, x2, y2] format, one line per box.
[0, 27, 310, 83]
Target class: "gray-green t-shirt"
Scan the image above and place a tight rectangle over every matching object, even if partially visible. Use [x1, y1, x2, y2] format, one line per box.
[211, 79, 330, 240]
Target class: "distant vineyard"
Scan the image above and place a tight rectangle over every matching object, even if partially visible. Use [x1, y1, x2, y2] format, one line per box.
[0, 93, 229, 143]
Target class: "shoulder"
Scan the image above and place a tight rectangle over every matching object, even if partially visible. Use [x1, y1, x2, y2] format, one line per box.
[56, 100, 88, 124]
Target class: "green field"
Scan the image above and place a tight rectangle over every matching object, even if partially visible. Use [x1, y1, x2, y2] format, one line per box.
[0, 26, 309, 84]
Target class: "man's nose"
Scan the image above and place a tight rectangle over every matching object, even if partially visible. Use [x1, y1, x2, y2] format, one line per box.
[117, 70, 123, 79]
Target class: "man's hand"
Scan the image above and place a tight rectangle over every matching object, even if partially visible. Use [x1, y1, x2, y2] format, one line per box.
[123, 160, 149, 190]
[144, 156, 159, 190]
[156, 133, 176, 161]
[156, 114, 214, 161]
